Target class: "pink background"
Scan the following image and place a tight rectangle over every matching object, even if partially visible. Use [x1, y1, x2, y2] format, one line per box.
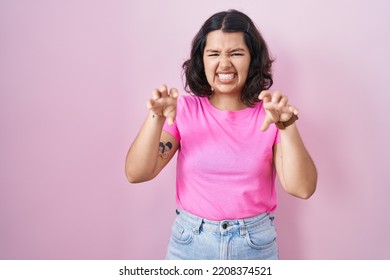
[1, 0, 389, 259]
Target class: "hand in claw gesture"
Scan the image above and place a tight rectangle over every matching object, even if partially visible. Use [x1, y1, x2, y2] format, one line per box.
[259, 90, 299, 131]
[147, 84, 179, 125]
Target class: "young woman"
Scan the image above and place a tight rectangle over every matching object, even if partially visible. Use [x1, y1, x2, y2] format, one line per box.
[125, 9, 317, 260]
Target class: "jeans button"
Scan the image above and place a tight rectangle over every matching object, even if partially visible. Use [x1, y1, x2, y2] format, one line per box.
[221, 222, 228, 230]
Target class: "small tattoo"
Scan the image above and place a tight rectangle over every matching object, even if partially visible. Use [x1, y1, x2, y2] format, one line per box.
[159, 141, 172, 159]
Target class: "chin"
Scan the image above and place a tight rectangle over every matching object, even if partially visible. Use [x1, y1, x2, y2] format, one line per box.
[214, 85, 241, 94]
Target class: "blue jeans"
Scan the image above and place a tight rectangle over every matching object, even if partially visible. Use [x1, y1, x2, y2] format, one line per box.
[165, 209, 279, 260]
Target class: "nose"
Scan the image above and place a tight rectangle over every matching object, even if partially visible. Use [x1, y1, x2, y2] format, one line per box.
[219, 55, 232, 68]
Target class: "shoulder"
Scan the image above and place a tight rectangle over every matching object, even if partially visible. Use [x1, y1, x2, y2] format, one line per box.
[179, 94, 203, 103]
[178, 94, 206, 110]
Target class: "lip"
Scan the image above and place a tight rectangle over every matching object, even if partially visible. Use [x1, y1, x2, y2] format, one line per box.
[216, 71, 236, 75]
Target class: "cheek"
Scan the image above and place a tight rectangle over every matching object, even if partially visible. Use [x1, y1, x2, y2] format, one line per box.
[239, 62, 251, 80]
[203, 62, 215, 80]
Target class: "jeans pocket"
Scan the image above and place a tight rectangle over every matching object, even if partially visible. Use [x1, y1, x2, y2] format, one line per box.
[245, 218, 277, 250]
[170, 220, 194, 245]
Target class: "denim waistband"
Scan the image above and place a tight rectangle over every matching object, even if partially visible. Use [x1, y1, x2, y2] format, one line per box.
[175, 209, 272, 236]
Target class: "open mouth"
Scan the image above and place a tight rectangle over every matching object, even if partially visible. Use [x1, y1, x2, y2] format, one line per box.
[217, 73, 235, 80]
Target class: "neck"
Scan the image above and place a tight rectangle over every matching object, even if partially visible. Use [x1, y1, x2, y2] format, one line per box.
[208, 93, 247, 111]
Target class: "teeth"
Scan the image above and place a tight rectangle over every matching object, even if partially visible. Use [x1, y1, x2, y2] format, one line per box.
[218, 73, 235, 80]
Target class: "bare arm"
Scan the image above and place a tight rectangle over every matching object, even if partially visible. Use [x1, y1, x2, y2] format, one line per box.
[259, 90, 317, 199]
[273, 124, 317, 199]
[125, 85, 179, 183]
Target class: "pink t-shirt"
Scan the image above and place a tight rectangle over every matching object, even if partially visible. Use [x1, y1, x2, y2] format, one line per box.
[163, 95, 280, 220]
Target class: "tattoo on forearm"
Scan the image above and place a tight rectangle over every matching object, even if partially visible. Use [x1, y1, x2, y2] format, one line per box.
[159, 141, 173, 159]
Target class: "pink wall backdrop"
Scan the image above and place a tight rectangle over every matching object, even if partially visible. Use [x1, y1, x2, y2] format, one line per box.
[1, 0, 389, 259]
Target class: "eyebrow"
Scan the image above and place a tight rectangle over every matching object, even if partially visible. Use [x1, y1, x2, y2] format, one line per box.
[205, 48, 247, 53]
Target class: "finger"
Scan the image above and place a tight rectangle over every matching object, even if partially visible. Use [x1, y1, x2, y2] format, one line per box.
[258, 90, 272, 102]
[159, 84, 168, 97]
[278, 104, 298, 115]
[169, 87, 179, 98]
[167, 117, 174, 126]
[146, 98, 163, 113]
[146, 98, 154, 109]
[271, 91, 282, 104]
[147, 98, 159, 111]
[262, 101, 280, 112]
[260, 116, 272, 131]
[166, 114, 176, 125]
[278, 95, 288, 109]
[152, 88, 161, 100]
[165, 107, 176, 125]
[288, 105, 299, 115]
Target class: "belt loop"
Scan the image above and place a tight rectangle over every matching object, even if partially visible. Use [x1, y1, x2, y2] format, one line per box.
[192, 216, 203, 235]
[238, 219, 247, 237]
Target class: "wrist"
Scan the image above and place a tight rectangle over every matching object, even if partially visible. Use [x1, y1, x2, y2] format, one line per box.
[275, 114, 298, 130]
[147, 111, 166, 126]
[148, 110, 165, 119]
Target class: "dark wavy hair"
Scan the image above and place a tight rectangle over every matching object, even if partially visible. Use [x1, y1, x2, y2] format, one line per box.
[183, 9, 274, 106]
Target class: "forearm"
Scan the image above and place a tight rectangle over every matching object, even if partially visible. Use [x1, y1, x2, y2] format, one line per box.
[125, 111, 165, 183]
[277, 123, 317, 199]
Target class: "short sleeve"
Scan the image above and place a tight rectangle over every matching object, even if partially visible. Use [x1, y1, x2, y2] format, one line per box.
[163, 95, 185, 142]
[163, 119, 181, 142]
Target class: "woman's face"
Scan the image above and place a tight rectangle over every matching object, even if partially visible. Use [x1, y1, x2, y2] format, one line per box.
[203, 30, 251, 97]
